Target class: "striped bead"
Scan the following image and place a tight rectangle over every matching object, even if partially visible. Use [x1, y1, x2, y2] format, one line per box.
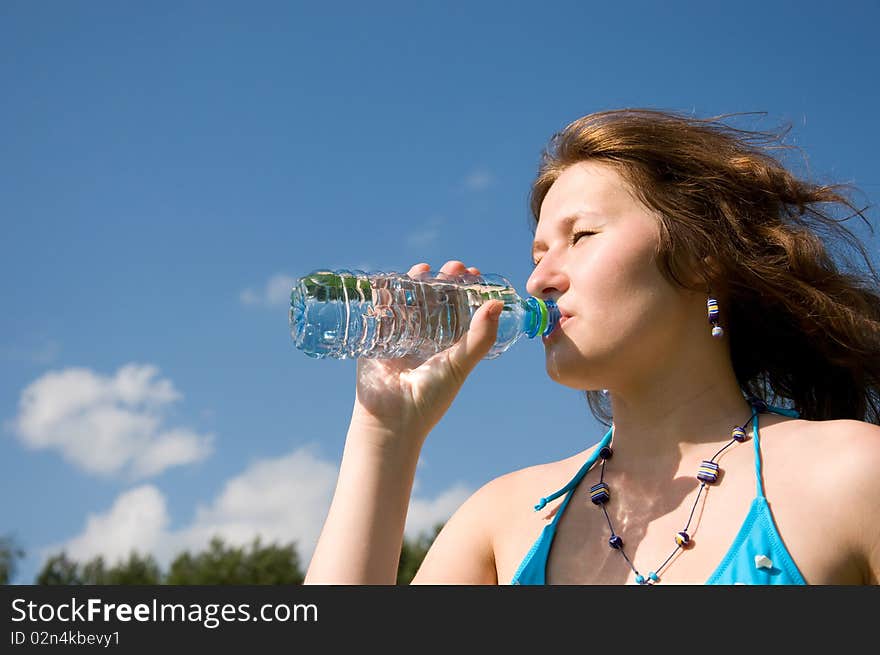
[697, 460, 720, 483]
[731, 426, 747, 442]
[711, 325, 724, 338]
[675, 531, 691, 547]
[707, 298, 720, 322]
[609, 535, 624, 549]
[590, 482, 610, 505]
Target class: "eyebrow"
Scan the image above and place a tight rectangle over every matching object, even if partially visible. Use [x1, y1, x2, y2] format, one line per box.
[531, 211, 604, 261]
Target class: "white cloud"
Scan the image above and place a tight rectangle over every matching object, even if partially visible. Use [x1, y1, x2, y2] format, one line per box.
[61, 486, 169, 563]
[48, 446, 474, 570]
[239, 273, 297, 308]
[173, 447, 339, 561]
[10, 364, 214, 479]
[464, 169, 492, 191]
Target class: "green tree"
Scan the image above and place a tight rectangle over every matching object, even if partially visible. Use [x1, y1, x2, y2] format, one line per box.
[36, 551, 161, 585]
[165, 536, 304, 584]
[95, 553, 162, 585]
[36, 553, 82, 585]
[397, 523, 443, 584]
[0, 535, 25, 585]
[79, 556, 107, 584]
[36, 537, 362, 585]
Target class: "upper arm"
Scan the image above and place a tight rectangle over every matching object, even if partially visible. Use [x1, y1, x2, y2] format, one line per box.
[835, 420, 880, 584]
[409, 476, 504, 585]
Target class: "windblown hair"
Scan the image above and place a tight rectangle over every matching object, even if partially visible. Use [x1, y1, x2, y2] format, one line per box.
[530, 108, 880, 425]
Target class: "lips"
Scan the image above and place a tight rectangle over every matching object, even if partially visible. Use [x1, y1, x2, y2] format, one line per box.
[556, 306, 574, 324]
[556, 313, 576, 332]
[543, 311, 573, 344]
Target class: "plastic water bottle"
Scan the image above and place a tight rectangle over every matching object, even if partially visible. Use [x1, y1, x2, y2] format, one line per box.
[289, 268, 560, 360]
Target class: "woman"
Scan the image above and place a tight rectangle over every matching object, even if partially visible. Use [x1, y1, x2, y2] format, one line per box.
[305, 109, 880, 585]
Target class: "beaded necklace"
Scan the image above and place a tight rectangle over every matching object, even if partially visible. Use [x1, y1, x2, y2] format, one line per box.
[588, 400, 762, 585]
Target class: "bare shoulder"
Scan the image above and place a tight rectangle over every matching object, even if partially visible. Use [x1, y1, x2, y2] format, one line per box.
[812, 419, 880, 582]
[433, 448, 594, 538]
[810, 418, 880, 499]
[795, 417, 880, 471]
[484, 445, 602, 520]
[411, 446, 598, 584]
[475, 445, 604, 581]
[766, 417, 880, 584]
[773, 417, 880, 497]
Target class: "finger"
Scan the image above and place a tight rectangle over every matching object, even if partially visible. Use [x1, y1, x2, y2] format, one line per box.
[445, 299, 504, 380]
[407, 262, 431, 277]
[439, 260, 468, 277]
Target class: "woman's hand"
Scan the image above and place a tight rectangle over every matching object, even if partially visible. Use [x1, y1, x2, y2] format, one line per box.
[350, 260, 503, 442]
[307, 260, 503, 584]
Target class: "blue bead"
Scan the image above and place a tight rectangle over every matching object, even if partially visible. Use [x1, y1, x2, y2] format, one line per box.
[635, 574, 646, 584]
[609, 535, 624, 549]
[590, 482, 610, 505]
[648, 572, 659, 582]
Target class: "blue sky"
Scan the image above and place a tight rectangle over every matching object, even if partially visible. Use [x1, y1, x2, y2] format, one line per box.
[2, 1, 878, 583]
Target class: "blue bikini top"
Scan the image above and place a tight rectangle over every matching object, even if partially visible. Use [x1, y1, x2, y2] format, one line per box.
[510, 403, 807, 585]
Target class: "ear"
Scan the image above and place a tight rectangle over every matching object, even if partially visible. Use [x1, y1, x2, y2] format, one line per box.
[678, 253, 720, 290]
[700, 255, 723, 288]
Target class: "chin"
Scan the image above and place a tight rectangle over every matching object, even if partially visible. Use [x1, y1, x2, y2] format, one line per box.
[544, 341, 614, 390]
[545, 352, 595, 390]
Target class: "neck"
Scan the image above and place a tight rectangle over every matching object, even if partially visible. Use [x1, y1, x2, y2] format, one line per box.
[605, 348, 755, 471]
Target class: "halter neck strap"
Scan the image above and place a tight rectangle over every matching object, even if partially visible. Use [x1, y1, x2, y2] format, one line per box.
[531, 401, 801, 511]
[533, 427, 613, 511]
[752, 403, 800, 498]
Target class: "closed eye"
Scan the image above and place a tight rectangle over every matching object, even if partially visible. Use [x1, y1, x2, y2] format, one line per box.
[531, 231, 596, 267]
[570, 230, 596, 245]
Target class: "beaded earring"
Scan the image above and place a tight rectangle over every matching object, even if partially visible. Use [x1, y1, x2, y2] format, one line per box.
[707, 295, 723, 338]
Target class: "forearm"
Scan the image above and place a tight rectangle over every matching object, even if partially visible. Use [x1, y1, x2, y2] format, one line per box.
[304, 420, 425, 584]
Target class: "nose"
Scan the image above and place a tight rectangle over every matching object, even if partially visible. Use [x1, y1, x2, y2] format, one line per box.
[526, 257, 568, 300]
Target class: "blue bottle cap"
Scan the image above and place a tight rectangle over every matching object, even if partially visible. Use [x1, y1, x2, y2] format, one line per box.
[524, 297, 560, 338]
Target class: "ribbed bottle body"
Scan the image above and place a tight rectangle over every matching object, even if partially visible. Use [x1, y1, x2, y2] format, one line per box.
[290, 269, 555, 360]
[289, 269, 521, 359]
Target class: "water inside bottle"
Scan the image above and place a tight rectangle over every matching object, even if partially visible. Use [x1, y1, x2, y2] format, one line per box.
[290, 270, 522, 359]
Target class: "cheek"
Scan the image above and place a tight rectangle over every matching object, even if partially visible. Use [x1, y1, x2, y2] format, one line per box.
[581, 246, 662, 314]
[574, 250, 680, 347]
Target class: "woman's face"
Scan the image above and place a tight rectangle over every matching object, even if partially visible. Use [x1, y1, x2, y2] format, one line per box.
[526, 160, 701, 390]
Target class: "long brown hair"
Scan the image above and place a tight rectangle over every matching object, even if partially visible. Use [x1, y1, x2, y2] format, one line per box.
[529, 108, 880, 425]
